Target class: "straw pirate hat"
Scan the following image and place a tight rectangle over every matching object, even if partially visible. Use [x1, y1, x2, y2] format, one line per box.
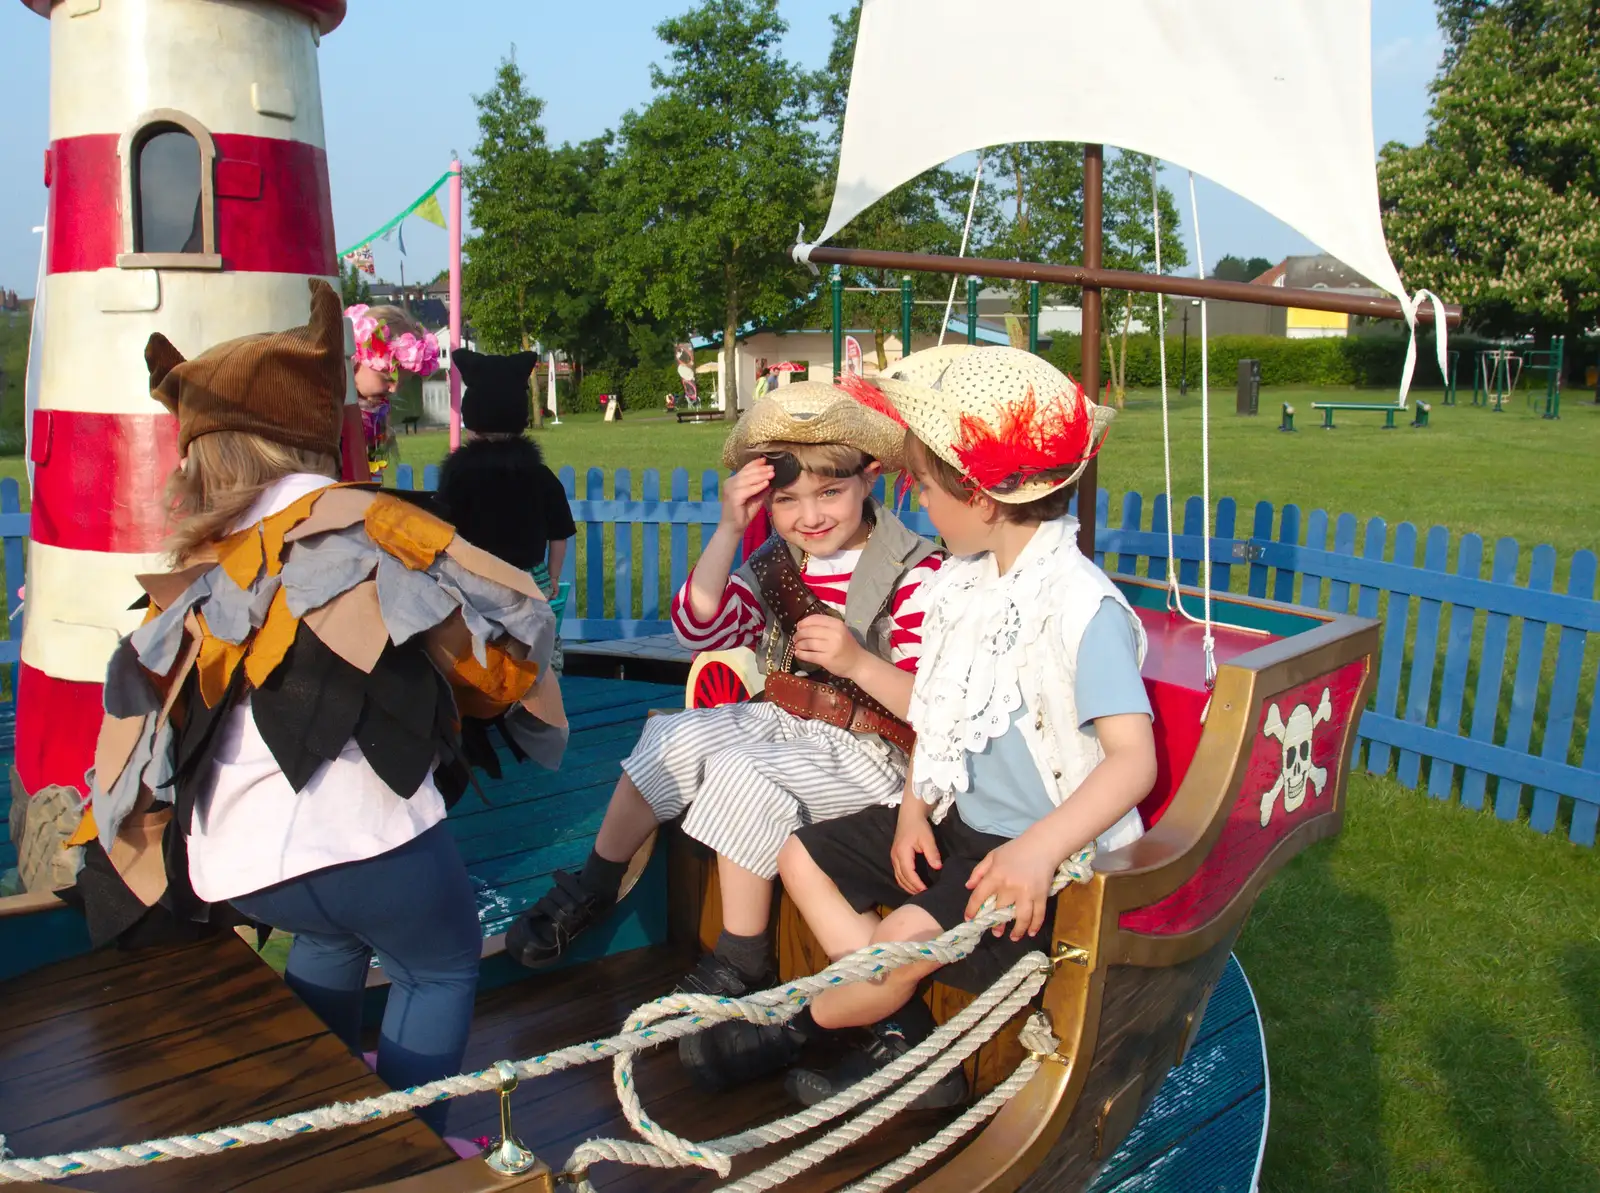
[721, 379, 907, 472]
[876, 345, 1113, 504]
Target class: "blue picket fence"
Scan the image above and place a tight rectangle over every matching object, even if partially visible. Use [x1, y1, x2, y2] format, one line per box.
[0, 466, 1592, 848]
[412, 463, 1600, 849]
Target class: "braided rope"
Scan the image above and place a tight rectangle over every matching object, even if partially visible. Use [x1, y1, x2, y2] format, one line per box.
[568, 858, 1092, 1181]
[0, 860, 1093, 1186]
[711, 963, 1054, 1193]
[838, 1016, 1060, 1193]
[562, 949, 1050, 1188]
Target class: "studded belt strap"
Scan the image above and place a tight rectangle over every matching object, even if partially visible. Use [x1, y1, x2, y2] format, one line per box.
[745, 538, 916, 753]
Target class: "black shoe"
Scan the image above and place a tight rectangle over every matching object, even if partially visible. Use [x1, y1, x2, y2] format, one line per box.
[784, 1021, 967, 1111]
[677, 952, 796, 1091]
[504, 871, 610, 969]
[675, 951, 776, 998]
[680, 1019, 805, 1093]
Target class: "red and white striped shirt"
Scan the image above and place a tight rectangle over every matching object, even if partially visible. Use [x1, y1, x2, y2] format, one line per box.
[672, 549, 945, 673]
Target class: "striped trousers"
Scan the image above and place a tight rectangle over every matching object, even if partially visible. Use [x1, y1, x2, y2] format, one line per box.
[623, 702, 906, 879]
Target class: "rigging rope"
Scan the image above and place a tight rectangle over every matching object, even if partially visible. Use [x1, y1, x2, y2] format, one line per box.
[0, 856, 1092, 1187]
[1150, 164, 1218, 690]
[938, 158, 985, 348]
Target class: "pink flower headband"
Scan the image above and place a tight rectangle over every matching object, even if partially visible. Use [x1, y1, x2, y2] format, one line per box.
[345, 304, 440, 379]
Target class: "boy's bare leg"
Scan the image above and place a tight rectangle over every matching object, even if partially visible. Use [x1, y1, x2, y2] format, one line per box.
[808, 905, 943, 1030]
[717, 855, 776, 937]
[777, 837, 882, 955]
[593, 772, 660, 863]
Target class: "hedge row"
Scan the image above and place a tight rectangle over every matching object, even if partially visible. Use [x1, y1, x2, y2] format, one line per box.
[560, 363, 684, 414]
[1041, 332, 1505, 390]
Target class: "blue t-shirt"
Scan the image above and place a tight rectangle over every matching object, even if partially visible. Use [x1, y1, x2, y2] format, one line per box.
[955, 598, 1151, 840]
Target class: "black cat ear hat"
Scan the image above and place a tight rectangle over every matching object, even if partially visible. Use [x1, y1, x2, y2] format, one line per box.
[454, 348, 540, 434]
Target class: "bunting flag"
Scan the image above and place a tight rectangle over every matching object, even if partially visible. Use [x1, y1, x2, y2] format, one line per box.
[415, 191, 448, 229]
[337, 169, 454, 258]
[344, 245, 376, 274]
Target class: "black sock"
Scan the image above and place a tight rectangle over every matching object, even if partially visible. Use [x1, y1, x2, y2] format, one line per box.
[876, 996, 937, 1046]
[712, 929, 773, 981]
[579, 851, 628, 904]
[787, 1006, 821, 1045]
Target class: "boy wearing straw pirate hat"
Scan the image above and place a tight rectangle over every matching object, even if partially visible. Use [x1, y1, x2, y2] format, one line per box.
[736, 346, 1158, 1108]
[506, 381, 944, 1074]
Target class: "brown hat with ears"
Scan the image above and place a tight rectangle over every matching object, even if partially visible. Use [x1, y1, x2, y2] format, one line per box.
[145, 278, 347, 457]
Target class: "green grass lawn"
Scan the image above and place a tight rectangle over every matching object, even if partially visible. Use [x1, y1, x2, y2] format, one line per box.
[1244, 774, 1600, 1192]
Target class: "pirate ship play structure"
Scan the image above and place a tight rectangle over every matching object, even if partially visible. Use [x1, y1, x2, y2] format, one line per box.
[0, 0, 1460, 1189]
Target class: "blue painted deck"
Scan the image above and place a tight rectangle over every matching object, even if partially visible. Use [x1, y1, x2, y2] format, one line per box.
[452, 676, 685, 969]
[1090, 956, 1267, 1192]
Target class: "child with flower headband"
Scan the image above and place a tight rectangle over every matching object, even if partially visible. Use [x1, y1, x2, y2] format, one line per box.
[345, 303, 439, 454]
[702, 346, 1158, 1108]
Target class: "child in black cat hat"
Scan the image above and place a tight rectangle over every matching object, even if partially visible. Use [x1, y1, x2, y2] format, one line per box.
[434, 349, 577, 672]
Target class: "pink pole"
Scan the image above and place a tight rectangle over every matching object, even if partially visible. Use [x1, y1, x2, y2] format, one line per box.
[448, 156, 464, 450]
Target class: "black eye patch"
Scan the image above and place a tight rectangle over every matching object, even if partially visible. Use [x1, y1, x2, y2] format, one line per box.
[759, 451, 865, 491]
[764, 451, 804, 490]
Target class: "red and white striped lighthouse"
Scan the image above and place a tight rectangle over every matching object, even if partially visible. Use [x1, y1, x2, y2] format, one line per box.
[15, 0, 345, 802]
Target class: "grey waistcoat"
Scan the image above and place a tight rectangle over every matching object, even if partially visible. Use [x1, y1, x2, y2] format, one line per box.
[734, 501, 939, 676]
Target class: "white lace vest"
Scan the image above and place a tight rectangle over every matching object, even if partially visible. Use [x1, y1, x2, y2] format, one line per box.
[907, 517, 1147, 849]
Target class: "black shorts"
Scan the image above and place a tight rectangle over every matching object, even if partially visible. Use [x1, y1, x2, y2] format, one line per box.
[793, 804, 1033, 992]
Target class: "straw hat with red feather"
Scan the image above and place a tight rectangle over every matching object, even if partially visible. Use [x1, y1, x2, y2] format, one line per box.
[720, 379, 908, 472]
[869, 345, 1113, 504]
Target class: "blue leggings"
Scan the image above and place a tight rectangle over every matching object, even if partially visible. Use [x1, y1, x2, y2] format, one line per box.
[230, 823, 480, 1133]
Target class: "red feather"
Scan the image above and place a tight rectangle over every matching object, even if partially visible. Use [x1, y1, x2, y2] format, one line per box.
[952, 382, 1099, 493]
[835, 373, 908, 428]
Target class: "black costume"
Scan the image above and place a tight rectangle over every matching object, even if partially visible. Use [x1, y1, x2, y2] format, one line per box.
[433, 350, 576, 576]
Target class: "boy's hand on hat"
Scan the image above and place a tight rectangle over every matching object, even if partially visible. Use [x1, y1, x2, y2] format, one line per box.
[720, 459, 774, 532]
[965, 832, 1058, 941]
[791, 614, 864, 678]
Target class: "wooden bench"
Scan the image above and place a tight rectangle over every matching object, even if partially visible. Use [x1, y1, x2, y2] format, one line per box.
[1310, 400, 1427, 429]
[674, 407, 725, 424]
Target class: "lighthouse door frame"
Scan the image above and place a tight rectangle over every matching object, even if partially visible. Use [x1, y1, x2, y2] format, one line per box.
[117, 108, 223, 271]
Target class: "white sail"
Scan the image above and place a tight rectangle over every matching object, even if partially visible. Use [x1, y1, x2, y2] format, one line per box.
[804, 0, 1434, 335]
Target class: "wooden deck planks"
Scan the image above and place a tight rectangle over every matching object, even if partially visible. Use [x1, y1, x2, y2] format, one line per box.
[0, 933, 454, 1192]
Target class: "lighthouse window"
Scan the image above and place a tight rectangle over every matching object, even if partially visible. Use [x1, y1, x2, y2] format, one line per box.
[134, 128, 203, 254]
[118, 110, 220, 270]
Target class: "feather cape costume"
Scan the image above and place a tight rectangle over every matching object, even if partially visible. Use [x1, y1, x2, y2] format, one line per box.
[67, 483, 567, 947]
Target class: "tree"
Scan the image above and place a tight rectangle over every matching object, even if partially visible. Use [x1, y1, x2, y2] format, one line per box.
[1245, 256, 1274, 279]
[1211, 255, 1253, 282]
[461, 55, 569, 361]
[599, 0, 821, 408]
[1100, 152, 1187, 405]
[980, 143, 1084, 295]
[1379, 0, 1600, 342]
[339, 259, 371, 307]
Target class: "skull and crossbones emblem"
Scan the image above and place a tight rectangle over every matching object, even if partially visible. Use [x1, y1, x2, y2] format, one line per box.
[1259, 688, 1334, 827]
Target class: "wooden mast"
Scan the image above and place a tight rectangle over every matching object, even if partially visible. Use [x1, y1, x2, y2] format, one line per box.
[1078, 145, 1104, 559]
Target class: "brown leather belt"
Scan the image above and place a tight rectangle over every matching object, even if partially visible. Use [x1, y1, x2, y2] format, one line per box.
[761, 670, 916, 754]
[745, 536, 917, 754]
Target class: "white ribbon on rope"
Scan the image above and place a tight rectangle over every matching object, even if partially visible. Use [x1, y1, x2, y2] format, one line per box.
[1397, 288, 1451, 410]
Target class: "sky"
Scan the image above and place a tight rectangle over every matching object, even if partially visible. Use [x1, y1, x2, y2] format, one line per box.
[0, 0, 1445, 297]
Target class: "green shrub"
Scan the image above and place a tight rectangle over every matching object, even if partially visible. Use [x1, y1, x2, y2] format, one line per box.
[621, 363, 681, 410]
[1042, 329, 1476, 391]
[571, 371, 615, 414]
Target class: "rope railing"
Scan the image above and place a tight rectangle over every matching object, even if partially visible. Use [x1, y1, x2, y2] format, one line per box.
[0, 858, 1092, 1187]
